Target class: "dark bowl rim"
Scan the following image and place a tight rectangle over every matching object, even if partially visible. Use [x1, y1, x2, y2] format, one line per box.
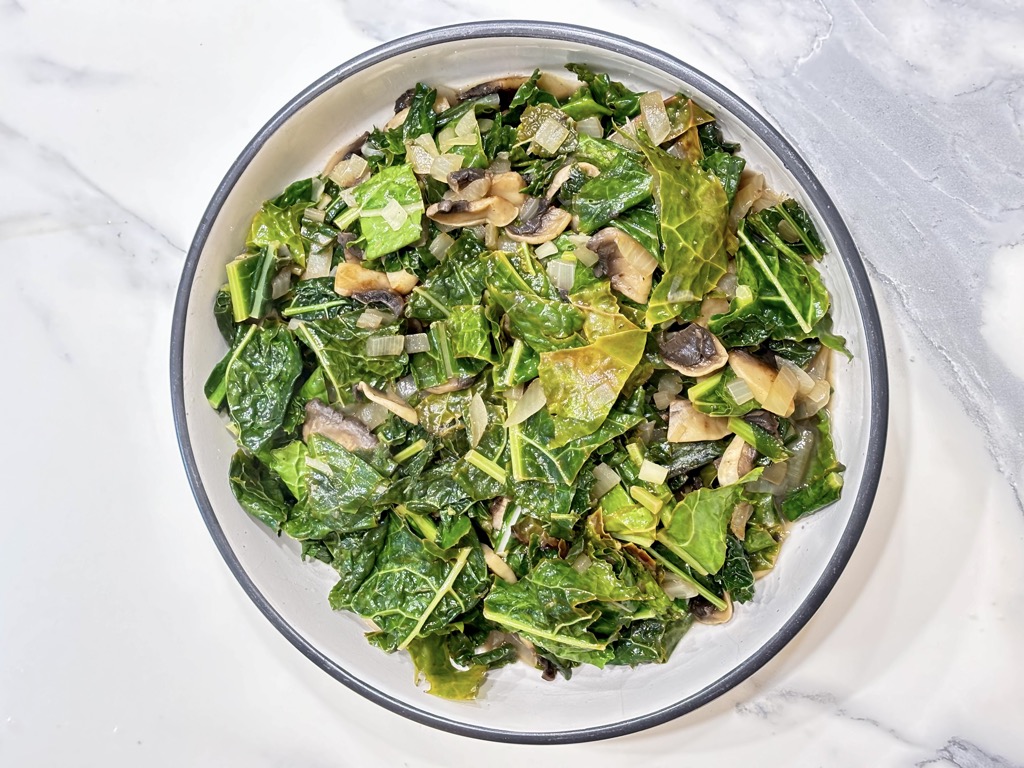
[170, 19, 889, 746]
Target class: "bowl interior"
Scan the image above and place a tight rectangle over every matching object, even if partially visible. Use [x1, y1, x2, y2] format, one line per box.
[176, 27, 882, 741]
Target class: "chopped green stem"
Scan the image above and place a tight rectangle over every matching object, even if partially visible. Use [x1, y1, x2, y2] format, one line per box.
[642, 546, 727, 611]
[465, 449, 507, 485]
[394, 439, 427, 464]
[630, 486, 664, 514]
[281, 300, 348, 317]
[333, 206, 360, 230]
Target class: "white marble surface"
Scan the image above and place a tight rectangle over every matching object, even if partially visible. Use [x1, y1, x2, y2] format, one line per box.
[2, 1, 1023, 765]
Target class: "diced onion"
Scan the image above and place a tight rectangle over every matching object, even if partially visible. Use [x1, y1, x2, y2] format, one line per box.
[576, 116, 604, 138]
[793, 378, 831, 420]
[339, 188, 359, 207]
[438, 124, 478, 153]
[639, 91, 671, 145]
[762, 363, 799, 417]
[535, 241, 559, 258]
[730, 502, 753, 540]
[777, 356, 816, 395]
[356, 307, 390, 330]
[567, 234, 590, 248]
[413, 133, 439, 155]
[783, 427, 817, 489]
[406, 142, 436, 174]
[429, 153, 464, 182]
[302, 207, 326, 224]
[429, 232, 455, 261]
[505, 379, 546, 426]
[661, 571, 698, 600]
[469, 392, 488, 448]
[591, 463, 621, 500]
[328, 155, 369, 188]
[653, 390, 674, 410]
[270, 268, 292, 300]
[366, 335, 405, 357]
[504, 384, 524, 402]
[477, 118, 494, 132]
[404, 333, 430, 354]
[349, 400, 389, 430]
[533, 118, 570, 154]
[574, 245, 599, 267]
[396, 374, 419, 400]
[717, 271, 738, 299]
[725, 376, 755, 405]
[638, 459, 669, 486]
[302, 250, 332, 280]
[547, 259, 575, 291]
[485, 222, 499, 249]
[658, 373, 684, 395]
[380, 198, 409, 231]
[455, 109, 479, 137]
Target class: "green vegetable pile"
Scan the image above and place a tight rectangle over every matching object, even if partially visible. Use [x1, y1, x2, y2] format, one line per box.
[205, 66, 848, 700]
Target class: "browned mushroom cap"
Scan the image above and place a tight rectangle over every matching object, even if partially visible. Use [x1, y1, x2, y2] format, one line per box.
[506, 205, 572, 244]
[458, 76, 529, 101]
[488, 171, 527, 207]
[426, 196, 518, 227]
[352, 289, 404, 316]
[334, 262, 391, 296]
[658, 324, 728, 377]
[303, 399, 379, 452]
[587, 228, 659, 304]
[545, 162, 600, 200]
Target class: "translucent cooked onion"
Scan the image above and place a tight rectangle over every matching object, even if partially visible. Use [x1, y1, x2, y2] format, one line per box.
[488, 152, 512, 173]
[429, 153, 464, 182]
[533, 118, 570, 153]
[547, 259, 575, 291]
[793, 378, 831, 419]
[576, 116, 604, 138]
[454, 109, 478, 137]
[574, 244, 599, 267]
[328, 154, 369, 187]
[725, 375, 755, 405]
[505, 379, 546, 426]
[348, 400, 389, 431]
[366, 335, 405, 357]
[404, 333, 430, 354]
[356, 307, 391, 330]
[653, 390, 674, 410]
[660, 571, 698, 600]
[302, 250, 332, 280]
[638, 459, 669, 486]
[639, 91, 671, 145]
[429, 231, 455, 260]
[481, 543, 517, 584]
[406, 142, 436, 174]
[777, 356, 815, 394]
[762, 363, 799, 417]
[591, 463, 621, 500]
[469, 392, 488, 448]
[658, 372, 683, 395]
[271, 268, 292, 300]
[571, 554, 592, 574]
[396, 374, 419, 400]
[380, 198, 409, 231]
[534, 241, 559, 258]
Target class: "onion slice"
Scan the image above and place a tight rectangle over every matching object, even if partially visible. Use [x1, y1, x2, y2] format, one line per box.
[505, 379, 546, 426]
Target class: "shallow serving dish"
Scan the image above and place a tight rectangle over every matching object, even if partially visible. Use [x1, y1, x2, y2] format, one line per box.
[171, 21, 888, 744]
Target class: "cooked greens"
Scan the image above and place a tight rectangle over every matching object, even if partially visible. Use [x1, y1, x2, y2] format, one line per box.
[207, 67, 848, 700]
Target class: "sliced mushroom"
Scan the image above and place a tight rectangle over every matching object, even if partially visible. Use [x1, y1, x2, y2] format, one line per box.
[426, 196, 518, 228]
[393, 87, 416, 112]
[588, 228, 659, 304]
[352, 289, 404, 316]
[337, 232, 363, 264]
[667, 399, 732, 442]
[743, 409, 779, 435]
[357, 382, 418, 425]
[447, 168, 491, 201]
[489, 171, 527, 206]
[658, 324, 728, 377]
[490, 496, 510, 530]
[303, 399, 379, 452]
[730, 501, 753, 541]
[458, 76, 529, 101]
[424, 376, 476, 395]
[717, 434, 756, 486]
[545, 162, 599, 200]
[691, 593, 733, 625]
[506, 205, 572, 244]
[334, 262, 391, 296]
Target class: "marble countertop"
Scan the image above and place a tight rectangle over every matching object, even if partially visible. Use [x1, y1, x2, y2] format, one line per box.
[2, 1, 1023, 765]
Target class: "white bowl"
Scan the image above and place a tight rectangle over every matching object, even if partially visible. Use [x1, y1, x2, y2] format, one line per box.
[171, 21, 888, 743]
